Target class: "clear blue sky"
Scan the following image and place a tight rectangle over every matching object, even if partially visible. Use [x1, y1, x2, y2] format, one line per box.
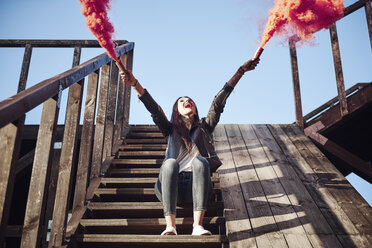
[0, 0, 371, 204]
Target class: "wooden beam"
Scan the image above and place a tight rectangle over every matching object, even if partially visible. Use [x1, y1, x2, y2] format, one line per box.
[122, 50, 134, 134]
[0, 42, 134, 128]
[365, 0, 372, 49]
[103, 62, 119, 158]
[0, 117, 25, 247]
[90, 64, 110, 179]
[329, 24, 348, 117]
[306, 82, 372, 130]
[16, 148, 35, 174]
[303, 83, 369, 123]
[305, 121, 372, 183]
[18, 44, 32, 93]
[0, 39, 128, 48]
[20, 94, 60, 248]
[344, 0, 370, 17]
[49, 77, 84, 247]
[289, 38, 304, 129]
[72, 69, 99, 212]
[112, 54, 128, 152]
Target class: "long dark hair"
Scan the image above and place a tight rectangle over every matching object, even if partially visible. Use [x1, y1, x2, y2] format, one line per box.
[170, 96, 200, 151]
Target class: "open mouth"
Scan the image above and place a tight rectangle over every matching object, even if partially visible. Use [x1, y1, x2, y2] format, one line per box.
[184, 103, 192, 109]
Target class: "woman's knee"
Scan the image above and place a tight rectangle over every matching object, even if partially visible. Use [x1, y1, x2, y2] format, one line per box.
[161, 158, 179, 176]
[192, 156, 210, 174]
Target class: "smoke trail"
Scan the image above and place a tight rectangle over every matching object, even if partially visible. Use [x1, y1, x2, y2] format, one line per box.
[260, 0, 345, 47]
[80, 0, 127, 70]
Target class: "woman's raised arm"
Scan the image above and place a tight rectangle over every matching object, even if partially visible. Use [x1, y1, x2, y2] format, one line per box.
[226, 58, 260, 88]
[120, 70, 145, 96]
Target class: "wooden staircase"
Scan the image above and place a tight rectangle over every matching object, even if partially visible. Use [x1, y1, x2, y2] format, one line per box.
[72, 125, 228, 248]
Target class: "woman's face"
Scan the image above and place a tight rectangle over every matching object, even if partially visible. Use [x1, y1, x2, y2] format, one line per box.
[177, 97, 196, 118]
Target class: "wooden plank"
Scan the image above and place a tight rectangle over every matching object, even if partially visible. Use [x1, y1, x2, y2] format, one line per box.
[241, 125, 314, 247]
[49, 78, 84, 247]
[268, 125, 367, 241]
[306, 82, 372, 130]
[72, 69, 99, 211]
[18, 43, 32, 93]
[112, 53, 128, 150]
[225, 125, 290, 247]
[122, 50, 134, 131]
[289, 38, 304, 129]
[111, 158, 163, 165]
[118, 151, 165, 157]
[305, 122, 372, 183]
[20, 94, 60, 248]
[213, 125, 256, 248]
[16, 148, 35, 174]
[0, 42, 134, 128]
[366, 0, 372, 49]
[344, 0, 370, 17]
[0, 39, 128, 47]
[289, 126, 372, 234]
[329, 23, 348, 116]
[90, 64, 110, 179]
[119, 144, 167, 150]
[103, 62, 119, 158]
[0, 117, 25, 247]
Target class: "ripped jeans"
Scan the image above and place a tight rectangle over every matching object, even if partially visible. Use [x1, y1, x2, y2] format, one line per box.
[154, 157, 212, 216]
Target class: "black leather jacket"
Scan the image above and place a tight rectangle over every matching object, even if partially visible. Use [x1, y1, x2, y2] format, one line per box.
[139, 83, 234, 172]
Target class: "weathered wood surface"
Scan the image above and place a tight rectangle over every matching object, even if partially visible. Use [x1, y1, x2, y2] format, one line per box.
[49, 77, 84, 247]
[0, 42, 134, 128]
[0, 39, 128, 47]
[289, 39, 304, 130]
[72, 69, 100, 211]
[216, 124, 372, 248]
[91, 64, 111, 179]
[20, 94, 60, 248]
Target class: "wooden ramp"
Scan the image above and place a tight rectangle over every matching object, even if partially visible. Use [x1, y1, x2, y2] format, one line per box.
[214, 124, 372, 248]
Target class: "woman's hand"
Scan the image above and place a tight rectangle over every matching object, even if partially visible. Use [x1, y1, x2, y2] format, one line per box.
[120, 70, 137, 87]
[240, 58, 260, 72]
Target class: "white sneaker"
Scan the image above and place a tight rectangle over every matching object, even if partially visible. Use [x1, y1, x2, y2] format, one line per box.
[161, 226, 177, 235]
[191, 225, 212, 235]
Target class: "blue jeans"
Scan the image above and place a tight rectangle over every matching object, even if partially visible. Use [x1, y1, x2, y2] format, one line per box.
[155, 157, 213, 215]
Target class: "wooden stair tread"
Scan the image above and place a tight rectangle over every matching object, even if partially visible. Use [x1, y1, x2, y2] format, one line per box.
[118, 151, 165, 157]
[127, 132, 165, 138]
[88, 202, 223, 210]
[94, 187, 221, 195]
[119, 144, 167, 150]
[80, 217, 224, 227]
[124, 138, 167, 144]
[112, 159, 163, 165]
[74, 234, 227, 243]
[108, 168, 160, 174]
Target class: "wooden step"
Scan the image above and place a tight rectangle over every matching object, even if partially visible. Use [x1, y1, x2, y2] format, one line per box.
[93, 187, 222, 202]
[119, 144, 167, 151]
[100, 177, 220, 188]
[112, 159, 163, 167]
[117, 150, 165, 158]
[107, 168, 160, 177]
[79, 217, 225, 235]
[86, 202, 224, 218]
[127, 132, 165, 138]
[130, 125, 160, 132]
[124, 138, 167, 144]
[73, 234, 227, 248]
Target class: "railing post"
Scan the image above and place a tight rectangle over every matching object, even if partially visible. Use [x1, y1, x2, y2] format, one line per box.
[289, 38, 304, 130]
[72, 69, 100, 211]
[90, 63, 111, 179]
[0, 43, 32, 247]
[329, 23, 349, 117]
[20, 91, 61, 248]
[366, 0, 372, 49]
[103, 62, 119, 158]
[48, 47, 84, 247]
[122, 50, 134, 135]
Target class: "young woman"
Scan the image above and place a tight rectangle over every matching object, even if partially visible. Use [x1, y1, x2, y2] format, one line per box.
[120, 58, 259, 236]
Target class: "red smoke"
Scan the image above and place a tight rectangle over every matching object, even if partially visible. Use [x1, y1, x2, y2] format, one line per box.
[259, 0, 345, 48]
[80, 0, 127, 71]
